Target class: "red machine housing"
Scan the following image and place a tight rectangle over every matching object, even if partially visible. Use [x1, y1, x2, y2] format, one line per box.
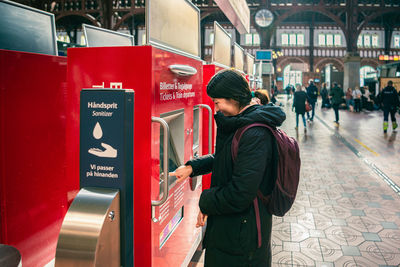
[201, 64, 225, 190]
[0, 49, 80, 267]
[67, 46, 204, 267]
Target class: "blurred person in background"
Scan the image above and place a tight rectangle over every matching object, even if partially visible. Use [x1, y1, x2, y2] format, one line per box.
[306, 80, 318, 121]
[330, 82, 344, 124]
[292, 84, 309, 132]
[320, 82, 330, 109]
[345, 88, 354, 112]
[252, 90, 270, 105]
[353, 86, 362, 112]
[378, 80, 399, 133]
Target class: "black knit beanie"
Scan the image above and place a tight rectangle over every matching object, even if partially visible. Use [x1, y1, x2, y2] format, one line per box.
[206, 69, 252, 108]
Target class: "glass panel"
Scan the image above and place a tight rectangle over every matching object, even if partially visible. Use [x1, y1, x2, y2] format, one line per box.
[364, 34, 371, 47]
[297, 34, 304, 46]
[80, 34, 86, 45]
[142, 32, 146, 45]
[357, 35, 363, 47]
[334, 34, 341, 46]
[326, 34, 333, 46]
[372, 35, 378, 47]
[209, 32, 214, 45]
[283, 65, 291, 89]
[282, 33, 288, 46]
[394, 35, 400, 48]
[318, 34, 325, 46]
[289, 34, 296, 46]
[253, 33, 260, 45]
[325, 65, 331, 89]
[245, 34, 252, 45]
[295, 71, 302, 85]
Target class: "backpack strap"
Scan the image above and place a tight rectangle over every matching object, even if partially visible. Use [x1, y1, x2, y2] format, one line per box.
[231, 123, 270, 162]
[231, 123, 275, 249]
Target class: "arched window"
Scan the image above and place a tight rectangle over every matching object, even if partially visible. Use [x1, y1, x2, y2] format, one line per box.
[283, 65, 302, 89]
[360, 66, 377, 87]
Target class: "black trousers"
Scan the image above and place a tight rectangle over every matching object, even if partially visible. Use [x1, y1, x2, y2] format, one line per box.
[332, 104, 339, 122]
[383, 107, 397, 122]
[354, 99, 361, 112]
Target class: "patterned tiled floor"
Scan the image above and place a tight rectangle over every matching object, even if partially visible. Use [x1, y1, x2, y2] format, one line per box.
[190, 97, 400, 267]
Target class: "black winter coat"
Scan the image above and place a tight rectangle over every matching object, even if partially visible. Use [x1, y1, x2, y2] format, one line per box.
[187, 104, 286, 267]
[293, 91, 308, 115]
[306, 84, 318, 102]
[379, 86, 400, 108]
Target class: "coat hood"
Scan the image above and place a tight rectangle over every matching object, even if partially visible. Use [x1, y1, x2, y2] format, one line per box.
[214, 104, 286, 134]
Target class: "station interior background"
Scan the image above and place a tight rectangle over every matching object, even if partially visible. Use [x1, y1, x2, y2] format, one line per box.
[25, 0, 400, 92]
[2, 0, 400, 266]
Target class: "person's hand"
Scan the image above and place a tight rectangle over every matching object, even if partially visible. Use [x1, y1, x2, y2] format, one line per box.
[196, 211, 208, 228]
[169, 165, 193, 183]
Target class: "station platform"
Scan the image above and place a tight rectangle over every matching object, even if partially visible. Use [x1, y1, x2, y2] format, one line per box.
[190, 96, 400, 266]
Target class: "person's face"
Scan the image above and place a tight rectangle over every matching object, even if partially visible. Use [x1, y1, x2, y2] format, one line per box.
[212, 98, 240, 116]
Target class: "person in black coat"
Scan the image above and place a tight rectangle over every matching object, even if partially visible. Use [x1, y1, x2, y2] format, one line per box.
[378, 80, 399, 133]
[292, 84, 309, 132]
[306, 80, 318, 121]
[170, 69, 286, 267]
[320, 82, 330, 108]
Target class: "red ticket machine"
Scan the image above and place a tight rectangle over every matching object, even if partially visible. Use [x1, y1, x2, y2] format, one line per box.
[0, 49, 79, 267]
[67, 45, 205, 266]
[201, 63, 226, 190]
[201, 21, 233, 190]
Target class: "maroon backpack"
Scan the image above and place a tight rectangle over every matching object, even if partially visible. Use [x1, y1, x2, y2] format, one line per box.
[232, 123, 301, 248]
[232, 123, 301, 217]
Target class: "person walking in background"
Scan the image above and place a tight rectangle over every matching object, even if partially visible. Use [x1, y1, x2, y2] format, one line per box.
[345, 88, 354, 112]
[169, 69, 285, 267]
[253, 90, 270, 105]
[320, 82, 330, 109]
[306, 80, 318, 121]
[378, 80, 399, 133]
[353, 86, 362, 112]
[292, 84, 309, 132]
[330, 82, 344, 124]
[363, 86, 374, 111]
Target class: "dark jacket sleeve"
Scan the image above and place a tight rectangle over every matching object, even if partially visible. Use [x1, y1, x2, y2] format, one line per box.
[185, 154, 214, 177]
[292, 93, 296, 108]
[305, 91, 311, 102]
[199, 127, 272, 215]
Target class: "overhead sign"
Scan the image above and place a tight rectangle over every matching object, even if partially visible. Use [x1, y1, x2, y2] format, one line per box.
[214, 0, 250, 34]
[379, 55, 399, 61]
[255, 49, 273, 61]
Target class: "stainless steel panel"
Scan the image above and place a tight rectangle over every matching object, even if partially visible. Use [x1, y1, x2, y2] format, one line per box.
[55, 188, 120, 267]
